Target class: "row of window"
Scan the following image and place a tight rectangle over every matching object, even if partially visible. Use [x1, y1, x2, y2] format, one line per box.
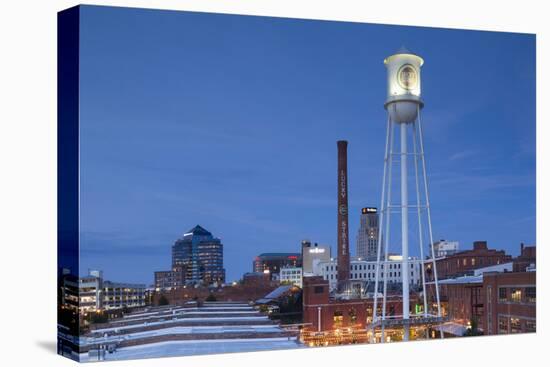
[456, 257, 500, 267]
[498, 286, 536, 304]
[324, 271, 415, 281]
[281, 270, 302, 275]
[325, 263, 415, 272]
[498, 316, 536, 334]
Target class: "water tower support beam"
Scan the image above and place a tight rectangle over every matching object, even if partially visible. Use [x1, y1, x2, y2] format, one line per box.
[401, 121, 410, 341]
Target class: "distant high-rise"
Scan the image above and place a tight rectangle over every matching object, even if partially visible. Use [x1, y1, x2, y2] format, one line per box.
[356, 207, 380, 260]
[172, 225, 225, 285]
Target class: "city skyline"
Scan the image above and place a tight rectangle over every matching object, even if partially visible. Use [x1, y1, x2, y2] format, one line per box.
[77, 6, 535, 284]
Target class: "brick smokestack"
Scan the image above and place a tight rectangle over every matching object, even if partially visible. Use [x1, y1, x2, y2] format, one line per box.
[337, 140, 350, 285]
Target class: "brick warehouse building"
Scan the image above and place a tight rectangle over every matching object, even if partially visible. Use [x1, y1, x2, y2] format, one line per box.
[428, 245, 536, 336]
[513, 243, 536, 272]
[484, 270, 536, 335]
[302, 276, 407, 332]
[426, 241, 512, 281]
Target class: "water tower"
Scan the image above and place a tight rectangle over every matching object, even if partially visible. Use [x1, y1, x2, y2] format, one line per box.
[370, 47, 444, 342]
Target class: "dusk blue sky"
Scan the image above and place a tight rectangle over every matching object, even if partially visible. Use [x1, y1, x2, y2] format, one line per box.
[78, 5, 535, 284]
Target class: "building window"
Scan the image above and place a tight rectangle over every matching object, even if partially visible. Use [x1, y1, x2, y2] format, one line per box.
[498, 317, 508, 334]
[498, 287, 507, 303]
[486, 285, 492, 334]
[333, 311, 344, 327]
[511, 288, 522, 303]
[526, 287, 536, 303]
[525, 320, 536, 333]
[510, 318, 521, 333]
[349, 308, 357, 324]
[471, 258, 476, 266]
[314, 286, 324, 294]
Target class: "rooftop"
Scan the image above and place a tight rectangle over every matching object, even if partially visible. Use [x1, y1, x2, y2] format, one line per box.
[257, 253, 301, 258]
[183, 225, 212, 237]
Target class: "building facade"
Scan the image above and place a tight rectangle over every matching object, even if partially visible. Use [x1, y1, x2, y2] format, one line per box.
[242, 272, 271, 287]
[484, 271, 536, 335]
[253, 253, 302, 279]
[280, 267, 303, 287]
[301, 240, 331, 274]
[315, 256, 421, 291]
[154, 265, 187, 290]
[356, 207, 380, 260]
[78, 273, 103, 314]
[427, 241, 512, 281]
[172, 225, 225, 285]
[61, 270, 145, 314]
[102, 281, 146, 310]
[429, 247, 536, 337]
[301, 276, 413, 344]
[513, 244, 536, 272]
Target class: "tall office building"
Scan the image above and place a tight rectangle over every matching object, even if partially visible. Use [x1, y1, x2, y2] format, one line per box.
[356, 207, 380, 260]
[172, 225, 225, 285]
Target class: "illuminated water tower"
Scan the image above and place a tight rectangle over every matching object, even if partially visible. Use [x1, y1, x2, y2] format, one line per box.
[370, 47, 443, 342]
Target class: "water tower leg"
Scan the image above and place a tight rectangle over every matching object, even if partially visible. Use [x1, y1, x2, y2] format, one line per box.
[401, 122, 410, 341]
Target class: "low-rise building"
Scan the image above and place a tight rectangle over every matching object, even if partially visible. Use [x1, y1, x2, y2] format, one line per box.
[301, 276, 412, 344]
[428, 245, 536, 336]
[427, 241, 512, 281]
[61, 270, 146, 314]
[242, 272, 271, 287]
[154, 265, 186, 290]
[280, 267, 303, 287]
[484, 271, 536, 335]
[315, 256, 422, 291]
[102, 281, 146, 310]
[78, 273, 103, 314]
[513, 243, 536, 272]
[253, 253, 302, 280]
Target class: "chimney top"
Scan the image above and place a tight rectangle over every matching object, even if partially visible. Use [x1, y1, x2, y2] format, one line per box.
[473, 241, 488, 250]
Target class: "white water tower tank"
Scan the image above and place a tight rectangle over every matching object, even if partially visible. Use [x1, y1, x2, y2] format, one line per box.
[384, 46, 424, 123]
